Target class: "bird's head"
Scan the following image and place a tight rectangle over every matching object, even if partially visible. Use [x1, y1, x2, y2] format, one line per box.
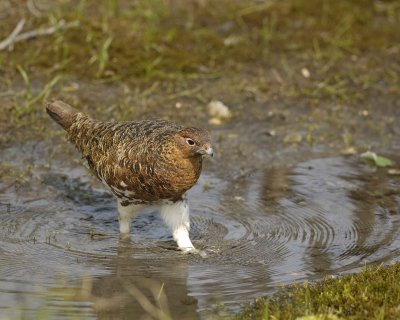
[174, 127, 213, 158]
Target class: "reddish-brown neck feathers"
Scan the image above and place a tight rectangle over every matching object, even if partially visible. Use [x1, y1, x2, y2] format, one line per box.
[172, 128, 211, 159]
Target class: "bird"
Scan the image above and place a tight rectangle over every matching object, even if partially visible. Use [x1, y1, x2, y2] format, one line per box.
[46, 100, 213, 252]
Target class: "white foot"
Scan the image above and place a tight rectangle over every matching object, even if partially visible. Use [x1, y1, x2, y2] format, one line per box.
[117, 201, 143, 235]
[173, 227, 195, 251]
[160, 198, 195, 251]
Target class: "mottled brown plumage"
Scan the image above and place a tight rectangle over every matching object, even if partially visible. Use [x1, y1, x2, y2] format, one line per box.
[46, 100, 213, 252]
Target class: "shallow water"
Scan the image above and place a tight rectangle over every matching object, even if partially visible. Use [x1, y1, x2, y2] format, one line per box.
[1, 141, 400, 319]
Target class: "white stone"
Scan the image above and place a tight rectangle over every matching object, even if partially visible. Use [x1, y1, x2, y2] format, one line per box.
[207, 100, 231, 119]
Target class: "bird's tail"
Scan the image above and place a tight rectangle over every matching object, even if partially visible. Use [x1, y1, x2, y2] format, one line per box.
[46, 100, 81, 130]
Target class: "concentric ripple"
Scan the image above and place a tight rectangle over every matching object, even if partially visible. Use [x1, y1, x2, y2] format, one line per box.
[1, 141, 400, 318]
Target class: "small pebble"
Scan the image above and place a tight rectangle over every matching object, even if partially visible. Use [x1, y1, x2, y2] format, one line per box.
[266, 130, 276, 137]
[388, 169, 400, 175]
[341, 147, 357, 155]
[301, 67, 311, 78]
[209, 117, 222, 125]
[284, 133, 303, 144]
[207, 100, 231, 119]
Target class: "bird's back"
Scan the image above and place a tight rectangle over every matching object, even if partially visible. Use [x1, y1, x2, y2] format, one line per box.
[68, 114, 182, 166]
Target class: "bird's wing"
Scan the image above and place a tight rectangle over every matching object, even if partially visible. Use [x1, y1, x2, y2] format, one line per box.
[69, 118, 181, 202]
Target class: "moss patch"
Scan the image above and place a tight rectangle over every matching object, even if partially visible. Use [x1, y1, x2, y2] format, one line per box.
[238, 263, 400, 320]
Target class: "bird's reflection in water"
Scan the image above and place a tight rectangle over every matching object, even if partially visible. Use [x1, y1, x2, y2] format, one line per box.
[81, 237, 199, 320]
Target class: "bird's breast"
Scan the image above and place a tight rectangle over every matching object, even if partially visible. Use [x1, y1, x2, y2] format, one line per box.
[162, 156, 203, 194]
[99, 154, 203, 205]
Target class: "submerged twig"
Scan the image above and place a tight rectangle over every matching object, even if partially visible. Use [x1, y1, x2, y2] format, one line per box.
[0, 19, 79, 51]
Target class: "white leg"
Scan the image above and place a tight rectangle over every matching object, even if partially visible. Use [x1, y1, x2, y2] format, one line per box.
[160, 199, 195, 251]
[117, 201, 142, 234]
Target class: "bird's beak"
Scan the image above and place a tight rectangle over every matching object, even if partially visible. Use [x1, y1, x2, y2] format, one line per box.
[197, 146, 214, 157]
[205, 147, 214, 157]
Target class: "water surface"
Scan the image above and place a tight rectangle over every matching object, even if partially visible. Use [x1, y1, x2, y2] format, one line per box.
[1, 141, 399, 319]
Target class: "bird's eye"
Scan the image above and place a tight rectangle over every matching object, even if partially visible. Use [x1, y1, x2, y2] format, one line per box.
[186, 138, 195, 146]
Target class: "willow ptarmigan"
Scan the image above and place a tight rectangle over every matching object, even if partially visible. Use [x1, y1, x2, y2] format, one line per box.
[46, 100, 213, 252]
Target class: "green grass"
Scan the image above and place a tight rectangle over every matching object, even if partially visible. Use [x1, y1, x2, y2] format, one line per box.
[0, 0, 398, 146]
[237, 263, 400, 320]
[0, 1, 398, 94]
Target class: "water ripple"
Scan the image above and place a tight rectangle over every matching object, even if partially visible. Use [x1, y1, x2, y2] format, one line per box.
[1, 145, 400, 317]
